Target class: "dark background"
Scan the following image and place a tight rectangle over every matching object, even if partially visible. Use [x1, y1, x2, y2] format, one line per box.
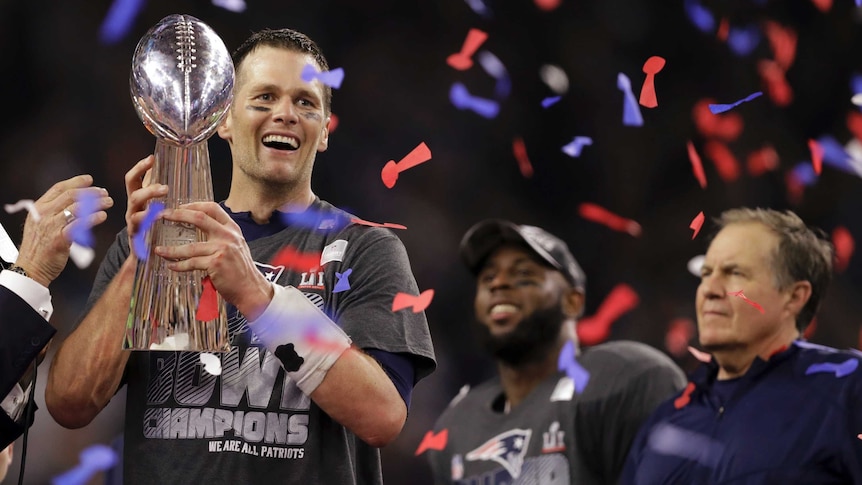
[2, 0, 862, 483]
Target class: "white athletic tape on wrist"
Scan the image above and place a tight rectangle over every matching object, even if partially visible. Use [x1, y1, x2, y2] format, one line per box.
[248, 284, 351, 395]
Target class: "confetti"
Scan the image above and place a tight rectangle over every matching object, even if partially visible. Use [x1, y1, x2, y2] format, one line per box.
[639, 56, 666, 108]
[665, 318, 695, 358]
[758, 60, 793, 107]
[447, 28, 488, 71]
[350, 217, 407, 230]
[300, 63, 345, 89]
[280, 207, 350, 232]
[673, 382, 696, 409]
[513, 137, 534, 178]
[464, 0, 492, 17]
[692, 99, 743, 141]
[687, 254, 705, 277]
[327, 113, 339, 133]
[688, 346, 712, 363]
[716, 17, 729, 42]
[726, 25, 761, 56]
[790, 162, 817, 187]
[540, 64, 569, 94]
[577, 283, 640, 346]
[302, 326, 351, 353]
[727, 290, 765, 313]
[708, 91, 763, 114]
[415, 429, 448, 456]
[0, 222, 19, 263]
[617, 73, 644, 126]
[477, 51, 511, 99]
[212, 0, 247, 12]
[805, 359, 858, 378]
[270, 246, 321, 272]
[449, 82, 500, 119]
[832, 226, 854, 273]
[52, 443, 118, 485]
[334, 268, 352, 293]
[534, 0, 561, 11]
[69, 243, 95, 269]
[746, 145, 780, 176]
[557, 340, 590, 392]
[687, 141, 707, 188]
[848, 112, 862, 143]
[646, 422, 723, 466]
[561, 136, 593, 158]
[541, 96, 562, 108]
[810, 0, 832, 12]
[133, 202, 164, 261]
[684, 0, 715, 33]
[199, 353, 222, 376]
[68, 191, 99, 248]
[690, 211, 705, 240]
[803, 317, 818, 340]
[381, 142, 433, 189]
[817, 135, 853, 171]
[704, 140, 740, 182]
[764, 21, 797, 70]
[4, 199, 38, 220]
[809, 139, 824, 175]
[578, 203, 642, 237]
[98, 0, 145, 45]
[195, 276, 220, 322]
[392, 289, 434, 313]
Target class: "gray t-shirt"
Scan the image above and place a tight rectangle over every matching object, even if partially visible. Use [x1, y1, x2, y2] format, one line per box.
[85, 199, 436, 484]
[427, 341, 685, 484]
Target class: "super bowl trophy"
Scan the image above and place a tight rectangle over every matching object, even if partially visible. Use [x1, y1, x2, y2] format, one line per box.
[126, 14, 234, 351]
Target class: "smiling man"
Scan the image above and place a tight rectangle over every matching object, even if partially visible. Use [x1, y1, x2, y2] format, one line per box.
[47, 28, 435, 484]
[622, 208, 862, 484]
[426, 219, 685, 484]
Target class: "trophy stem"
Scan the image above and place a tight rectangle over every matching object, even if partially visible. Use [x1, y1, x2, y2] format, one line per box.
[125, 139, 230, 352]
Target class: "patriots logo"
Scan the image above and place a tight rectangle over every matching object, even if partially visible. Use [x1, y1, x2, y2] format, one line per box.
[465, 429, 532, 479]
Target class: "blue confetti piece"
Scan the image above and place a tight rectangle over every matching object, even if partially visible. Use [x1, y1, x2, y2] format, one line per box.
[300, 63, 345, 89]
[816, 135, 853, 172]
[279, 206, 349, 232]
[541, 96, 562, 108]
[333, 268, 352, 293]
[464, 0, 492, 17]
[67, 191, 99, 248]
[617, 73, 644, 127]
[727, 25, 761, 56]
[449, 82, 500, 119]
[805, 359, 859, 378]
[52, 444, 117, 485]
[476, 51, 511, 99]
[99, 0, 146, 45]
[683, 0, 715, 33]
[791, 162, 817, 186]
[561, 136, 593, 157]
[708, 91, 763, 114]
[557, 340, 590, 393]
[133, 202, 164, 261]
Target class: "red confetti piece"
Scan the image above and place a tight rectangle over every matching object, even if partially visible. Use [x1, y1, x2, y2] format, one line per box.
[687, 141, 707, 188]
[784, 171, 805, 206]
[270, 246, 321, 272]
[534, 0, 561, 10]
[704, 140, 740, 182]
[727, 290, 765, 313]
[803, 317, 818, 340]
[716, 18, 730, 42]
[381, 142, 432, 189]
[350, 217, 407, 230]
[833, 226, 855, 273]
[810, 0, 832, 12]
[746, 145, 780, 177]
[303, 327, 351, 353]
[692, 99, 743, 141]
[577, 283, 639, 346]
[512, 137, 534, 178]
[327, 113, 339, 133]
[690, 211, 705, 240]
[665, 317, 695, 358]
[674, 382, 696, 409]
[415, 429, 448, 456]
[808, 138, 823, 175]
[578, 203, 642, 237]
[195, 276, 220, 322]
[446, 28, 487, 71]
[639, 56, 666, 108]
[758, 60, 793, 107]
[763, 21, 797, 71]
[847, 112, 862, 143]
[392, 289, 434, 313]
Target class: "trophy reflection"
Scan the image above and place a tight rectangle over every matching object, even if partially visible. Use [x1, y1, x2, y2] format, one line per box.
[126, 14, 234, 351]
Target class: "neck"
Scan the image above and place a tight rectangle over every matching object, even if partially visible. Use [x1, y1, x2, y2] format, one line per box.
[225, 181, 315, 224]
[712, 326, 799, 380]
[497, 337, 567, 410]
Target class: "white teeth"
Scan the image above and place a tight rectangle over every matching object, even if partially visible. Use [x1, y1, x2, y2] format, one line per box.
[262, 134, 298, 148]
[490, 304, 518, 316]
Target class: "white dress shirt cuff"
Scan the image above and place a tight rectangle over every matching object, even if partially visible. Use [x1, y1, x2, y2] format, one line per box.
[0, 270, 53, 320]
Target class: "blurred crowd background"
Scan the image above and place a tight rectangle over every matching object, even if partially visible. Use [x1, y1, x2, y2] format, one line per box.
[2, 0, 862, 482]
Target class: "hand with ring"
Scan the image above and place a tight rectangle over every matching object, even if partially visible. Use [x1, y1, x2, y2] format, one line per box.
[14, 175, 114, 287]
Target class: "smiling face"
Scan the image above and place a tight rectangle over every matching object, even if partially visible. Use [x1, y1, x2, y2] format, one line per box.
[473, 244, 582, 365]
[218, 46, 330, 195]
[697, 222, 802, 353]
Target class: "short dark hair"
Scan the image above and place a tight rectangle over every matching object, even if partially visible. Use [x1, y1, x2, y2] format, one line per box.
[715, 208, 834, 332]
[232, 28, 332, 113]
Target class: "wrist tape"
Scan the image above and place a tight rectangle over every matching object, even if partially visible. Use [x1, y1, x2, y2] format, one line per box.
[248, 284, 351, 395]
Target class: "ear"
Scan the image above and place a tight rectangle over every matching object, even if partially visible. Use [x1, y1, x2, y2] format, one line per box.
[317, 115, 331, 153]
[785, 280, 812, 317]
[561, 287, 585, 319]
[217, 109, 233, 143]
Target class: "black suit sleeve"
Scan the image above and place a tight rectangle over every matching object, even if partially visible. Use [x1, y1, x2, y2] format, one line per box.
[0, 285, 56, 448]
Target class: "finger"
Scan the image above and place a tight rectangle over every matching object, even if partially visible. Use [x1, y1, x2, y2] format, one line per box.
[62, 211, 109, 240]
[127, 185, 168, 220]
[161, 206, 229, 235]
[176, 201, 235, 226]
[154, 241, 214, 263]
[38, 174, 95, 206]
[42, 187, 112, 218]
[125, 156, 155, 195]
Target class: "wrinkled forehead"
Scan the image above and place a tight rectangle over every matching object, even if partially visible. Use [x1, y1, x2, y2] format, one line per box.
[706, 222, 779, 263]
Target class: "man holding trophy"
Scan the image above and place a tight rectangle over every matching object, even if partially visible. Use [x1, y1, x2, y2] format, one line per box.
[46, 17, 436, 484]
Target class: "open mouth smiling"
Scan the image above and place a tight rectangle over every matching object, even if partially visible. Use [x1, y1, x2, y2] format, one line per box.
[262, 134, 299, 151]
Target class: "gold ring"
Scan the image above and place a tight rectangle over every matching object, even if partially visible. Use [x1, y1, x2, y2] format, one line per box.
[63, 209, 75, 225]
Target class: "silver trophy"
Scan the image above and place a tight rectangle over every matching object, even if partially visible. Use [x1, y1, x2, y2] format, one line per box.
[126, 14, 234, 351]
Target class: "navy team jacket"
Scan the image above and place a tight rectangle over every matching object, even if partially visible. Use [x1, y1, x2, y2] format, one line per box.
[621, 341, 862, 484]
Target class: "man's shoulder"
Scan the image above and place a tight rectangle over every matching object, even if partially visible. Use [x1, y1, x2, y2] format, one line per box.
[790, 341, 862, 384]
[435, 379, 500, 423]
[582, 340, 681, 375]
